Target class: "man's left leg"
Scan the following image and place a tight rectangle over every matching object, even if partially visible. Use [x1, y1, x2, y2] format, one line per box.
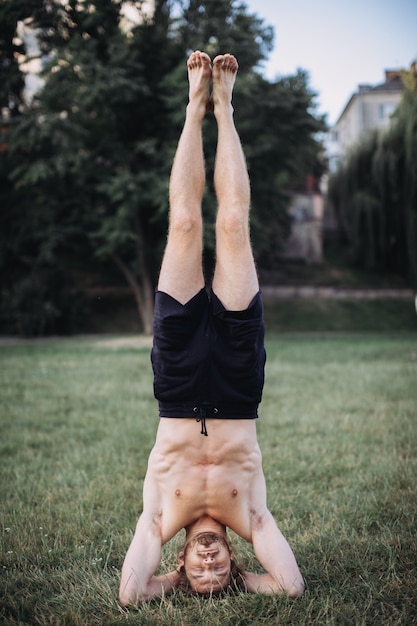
[211, 54, 258, 311]
[210, 54, 305, 597]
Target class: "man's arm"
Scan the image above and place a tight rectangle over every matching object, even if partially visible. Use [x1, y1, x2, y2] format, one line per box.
[246, 508, 305, 598]
[119, 513, 181, 605]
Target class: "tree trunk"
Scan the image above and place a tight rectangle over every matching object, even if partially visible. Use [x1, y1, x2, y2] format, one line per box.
[111, 253, 154, 336]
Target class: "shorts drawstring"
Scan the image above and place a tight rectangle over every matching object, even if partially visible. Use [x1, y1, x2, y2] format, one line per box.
[193, 403, 218, 436]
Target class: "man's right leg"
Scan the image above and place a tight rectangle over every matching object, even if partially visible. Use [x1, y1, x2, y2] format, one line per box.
[157, 51, 211, 304]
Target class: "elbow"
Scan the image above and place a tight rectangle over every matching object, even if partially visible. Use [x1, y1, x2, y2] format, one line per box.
[119, 588, 138, 608]
[119, 589, 131, 607]
[119, 589, 151, 607]
[119, 583, 149, 607]
[119, 575, 136, 607]
[286, 577, 305, 599]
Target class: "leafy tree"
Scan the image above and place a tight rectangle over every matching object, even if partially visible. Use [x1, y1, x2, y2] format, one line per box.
[176, 0, 274, 72]
[4, 0, 184, 335]
[0, 0, 56, 336]
[397, 64, 417, 288]
[0, 0, 35, 114]
[234, 70, 325, 264]
[2, 0, 325, 335]
[327, 63, 417, 287]
[174, 0, 325, 266]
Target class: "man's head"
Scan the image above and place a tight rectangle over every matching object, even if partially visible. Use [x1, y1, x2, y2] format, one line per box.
[177, 531, 245, 595]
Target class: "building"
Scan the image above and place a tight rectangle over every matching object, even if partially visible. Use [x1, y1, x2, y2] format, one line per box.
[281, 177, 324, 264]
[327, 69, 404, 173]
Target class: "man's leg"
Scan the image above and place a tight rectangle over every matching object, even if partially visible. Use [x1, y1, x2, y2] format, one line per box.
[157, 51, 211, 304]
[211, 54, 259, 311]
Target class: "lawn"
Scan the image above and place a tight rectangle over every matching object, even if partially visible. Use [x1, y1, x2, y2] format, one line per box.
[1, 333, 416, 625]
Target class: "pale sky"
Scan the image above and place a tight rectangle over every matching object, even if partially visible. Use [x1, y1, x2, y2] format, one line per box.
[244, 0, 417, 125]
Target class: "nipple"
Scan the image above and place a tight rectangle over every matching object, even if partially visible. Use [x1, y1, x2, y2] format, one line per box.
[232, 489, 238, 497]
[175, 489, 181, 497]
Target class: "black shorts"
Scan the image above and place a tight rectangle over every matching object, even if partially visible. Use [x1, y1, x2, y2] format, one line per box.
[151, 288, 266, 423]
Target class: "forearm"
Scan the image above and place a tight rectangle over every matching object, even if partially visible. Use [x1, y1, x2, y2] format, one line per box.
[119, 510, 183, 606]
[120, 569, 182, 605]
[242, 570, 286, 595]
[142, 569, 182, 602]
[152, 569, 182, 596]
[250, 510, 305, 598]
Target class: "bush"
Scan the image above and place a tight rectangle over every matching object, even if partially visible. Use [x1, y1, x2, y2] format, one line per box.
[0, 268, 89, 337]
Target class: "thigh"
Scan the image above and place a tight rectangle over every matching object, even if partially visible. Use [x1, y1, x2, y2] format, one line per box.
[212, 243, 259, 310]
[157, 221, 205, 305]
[151, 289, 209, 410]
[210, 290, 266, 412]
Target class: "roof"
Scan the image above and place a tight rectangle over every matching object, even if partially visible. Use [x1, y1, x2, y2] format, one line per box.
[370, 70, 403, 93]
[335, 69, 404, 125]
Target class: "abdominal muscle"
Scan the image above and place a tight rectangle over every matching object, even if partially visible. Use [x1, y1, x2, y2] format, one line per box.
[146, 418, 264, 541]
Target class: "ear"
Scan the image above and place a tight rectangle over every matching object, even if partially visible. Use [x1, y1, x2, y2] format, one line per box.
[177, 551, 185, 569]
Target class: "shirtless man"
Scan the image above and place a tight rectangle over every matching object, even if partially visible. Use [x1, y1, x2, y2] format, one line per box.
[119, 51, 304, 605]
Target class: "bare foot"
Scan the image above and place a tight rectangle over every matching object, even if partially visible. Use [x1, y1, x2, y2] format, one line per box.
[212, 54, 238, 114]
[187, 50, 212, 118]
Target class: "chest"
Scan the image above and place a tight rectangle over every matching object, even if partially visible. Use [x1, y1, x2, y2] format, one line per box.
[159, 462, 252, 539]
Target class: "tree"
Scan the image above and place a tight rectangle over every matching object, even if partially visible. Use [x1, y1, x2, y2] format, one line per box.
[174, 0, 325, 266]
[327, 63, 417, 288]
[4, 0, 184, 335]
[396, 64, 417, 289]
[0, 0, 34, 114]
[2, 0, 325, 335]
[234, 70, 325, 263]
[176, 0, 274, 72]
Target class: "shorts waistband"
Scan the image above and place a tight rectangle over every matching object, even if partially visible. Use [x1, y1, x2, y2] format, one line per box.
[159, 400, 259, 437]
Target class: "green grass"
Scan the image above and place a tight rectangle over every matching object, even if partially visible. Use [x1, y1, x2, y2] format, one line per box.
[263, 299, 417, 333]
[1, 333, 417, 625]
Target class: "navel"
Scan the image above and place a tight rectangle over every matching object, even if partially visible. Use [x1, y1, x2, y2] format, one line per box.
[232, 489, 238, 497]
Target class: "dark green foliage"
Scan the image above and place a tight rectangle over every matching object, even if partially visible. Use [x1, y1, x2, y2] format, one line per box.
[328, 64, 417, 289]
[177, 0, 274, 72]
[1, 268, 88, 336]
[0, 0, 39, 113]
[0, 0, 325, 336]
[1, 0, 183, 335]
[234, 70, 325, 263]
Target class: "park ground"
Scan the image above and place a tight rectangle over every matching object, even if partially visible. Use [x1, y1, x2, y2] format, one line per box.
[1, 329, 416, 625]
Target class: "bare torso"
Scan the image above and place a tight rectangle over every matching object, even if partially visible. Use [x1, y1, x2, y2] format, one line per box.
[143, 418, 267, 544]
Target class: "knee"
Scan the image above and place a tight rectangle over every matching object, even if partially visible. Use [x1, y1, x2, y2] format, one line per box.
[169, 211, 201, 237]
[216, 210, 248, 242]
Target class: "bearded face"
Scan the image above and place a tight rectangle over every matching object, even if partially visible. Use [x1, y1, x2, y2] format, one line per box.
[182, 532, 233, 594]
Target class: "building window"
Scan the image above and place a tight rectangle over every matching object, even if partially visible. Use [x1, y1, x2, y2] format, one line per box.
[379, 103, 396, 121]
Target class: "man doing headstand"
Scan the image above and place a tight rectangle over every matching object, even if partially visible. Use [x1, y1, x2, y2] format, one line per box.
[119, 51, 304, 604]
